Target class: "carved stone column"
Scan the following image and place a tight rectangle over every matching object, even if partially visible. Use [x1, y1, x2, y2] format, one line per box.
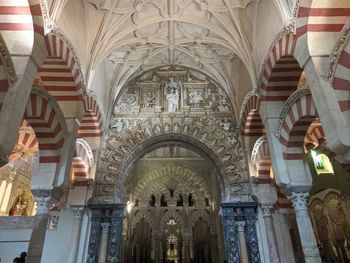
[236, 221, 249, 263]
[289, 192, 322, 263]
[67, 206, 85, 263]
[221, 202, 261, 263]
[98, 223, 110, 263]
[221, 205, 239, 263]
[106, 204, 125, 263]
[260, 204, 281, 263]
[27, 189, 52, 263]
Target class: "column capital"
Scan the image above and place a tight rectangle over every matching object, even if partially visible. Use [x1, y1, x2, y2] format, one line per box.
[235, 221, 246, 232]
[260, 203, 274, 218]
[72, 206, 85, 219]
[101, 222, 110, 232]
[32, 189, 53, 214]
[288, 192, 309, 211]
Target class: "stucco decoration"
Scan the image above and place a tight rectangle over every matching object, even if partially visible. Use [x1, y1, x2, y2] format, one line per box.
[93, 68, 248, 204]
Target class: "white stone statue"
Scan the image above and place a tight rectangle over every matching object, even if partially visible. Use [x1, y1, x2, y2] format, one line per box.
[220, 118, 231, 131]
[164, 77, 181, 112]
[189, 91, 203, 105]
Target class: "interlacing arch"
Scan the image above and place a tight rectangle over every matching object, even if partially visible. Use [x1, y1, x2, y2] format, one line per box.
[259, 32, 301, 102]
[95, 118, 248, 203]
[240, 91, 265, 137]
[275, 88, 318, 160]
[23, 89, 66, 164]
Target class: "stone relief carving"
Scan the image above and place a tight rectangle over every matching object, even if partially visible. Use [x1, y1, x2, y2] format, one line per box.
[164, 77, 181, 112]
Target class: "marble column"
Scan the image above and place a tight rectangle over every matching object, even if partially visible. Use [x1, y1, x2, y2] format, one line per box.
[236, 221, 249, 263]
[67, 206, 85, 263]
[27, 189, 52, 263]
[260, 204, 281, 263]
[98, 222, 110, 263]
[106, 204, 125, 263]
[289, 192, 322, 263]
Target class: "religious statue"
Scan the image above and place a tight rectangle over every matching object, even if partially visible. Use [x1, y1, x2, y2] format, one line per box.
[10, 196, 28, 216]
[164, 77, 181, 112]
[220, 118, 231, 131]
[189, 90, 203, 105]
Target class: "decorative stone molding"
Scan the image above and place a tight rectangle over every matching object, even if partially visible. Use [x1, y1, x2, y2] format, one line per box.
[235, 221, 246, 232]
[288, 192, 309, 211]
[251, 136, 267, 166]
[0, 34, 16, 83]
[47, 210, 60, 229]
[274, 88, 311, 138]
[76, 138, 94, 167]
[260, 204, 273, 218]
[326, 19, 350, 81]
[0, 216, 39, 229]
[72, 206, 85, 219]
[39, 0, 56, 35]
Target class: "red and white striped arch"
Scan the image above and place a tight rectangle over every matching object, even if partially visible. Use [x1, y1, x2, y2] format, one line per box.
[24, 91, 66, 164]
[240, 92, 265, 137]
[8, 120, 39, 161]
[71, 138, 94, 186]
[277, 90, 318, 160]
[37, 33, 84, 118]
[77, 95, 103, 149]
[251, 137, 272, 183]
[260, 33, 302, 102]
[0, 0, 44, 112]
[331, 27, 350, 121]
[276, 186, 293, 210]
[304, 123, 325, 147]
[296, 1, 350, 45]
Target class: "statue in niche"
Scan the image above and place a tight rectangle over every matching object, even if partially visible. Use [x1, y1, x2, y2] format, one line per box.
[164, 77, 181, 112]
[189, 91, 203, 106]
[218, 97, 230, 112]
[9, 196, 29, 216]
[110, 118, 127, 132]
[143, 91, 156, 108]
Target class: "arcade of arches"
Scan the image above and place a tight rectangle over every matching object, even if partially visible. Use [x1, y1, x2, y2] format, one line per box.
[0, 1, 350, 263]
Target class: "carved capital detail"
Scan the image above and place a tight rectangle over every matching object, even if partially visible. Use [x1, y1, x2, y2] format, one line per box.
[289, 192, 309, 211]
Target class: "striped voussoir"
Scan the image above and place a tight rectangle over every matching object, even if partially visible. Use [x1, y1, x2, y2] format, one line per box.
[260, 33, 301, 102]
[77, 95, 103, 139]
[253, 138, 272, 184]
[241, 94, 265, 136]
[276, 186, 293, 210]
[24, 93, 65, 164]
[38, 34, 83, 108]
[16, 120, 39, 150]
[0, 1, 43, 111]
[333, 40, 350, 113]
[279, 93, 318, 160]
[304, 124, 325, 147]
[296, 2, 350, 39]
[71, 140, 92, 186]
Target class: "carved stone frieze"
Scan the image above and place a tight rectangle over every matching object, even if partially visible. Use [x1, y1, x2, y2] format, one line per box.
[326, 19, 350, 81]
[39, 0, 56, 34]
[0, 216, 39, 229]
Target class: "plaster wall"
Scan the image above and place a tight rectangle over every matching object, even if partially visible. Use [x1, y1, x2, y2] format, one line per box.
[0, 228, 31, 262]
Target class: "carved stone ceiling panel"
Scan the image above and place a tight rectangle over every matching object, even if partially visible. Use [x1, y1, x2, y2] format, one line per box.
[85, 0, 257, 106]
